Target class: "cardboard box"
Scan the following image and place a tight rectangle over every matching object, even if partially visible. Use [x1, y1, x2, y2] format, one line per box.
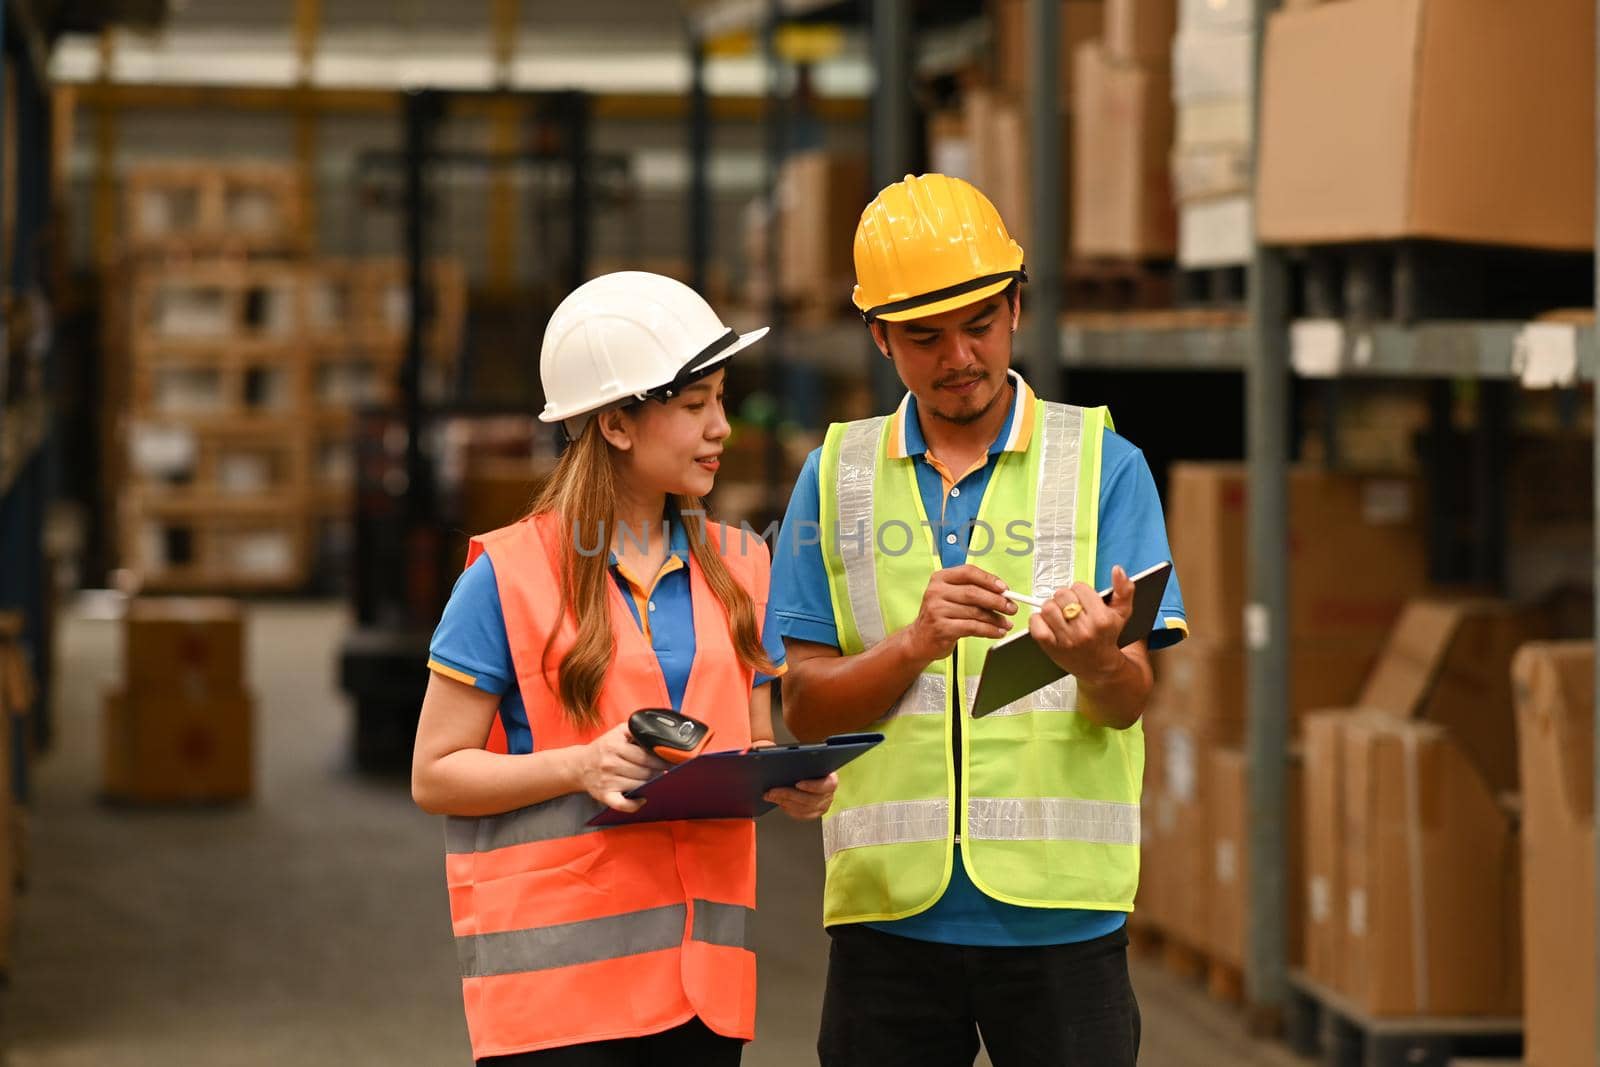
[1151, 722, 1213, 949]
[776, 152, 868, 308]
[1135, 714, 1175, 931]
[1206, 745, 1304, 971]
[1177, 97, 1252, 148]
[103, 686, 254, 803]
[1179, 0, 1250, 32]
[964, 89, 1073, 256]
[1154, 634, 1385, 745]
[1165, 464, 1429, 649]
[1171, 28, 1253, 105]
[1340, 716, 1520, 1017]
[926, 111, 973, 183]
[1171, 142, 1250, 202]
[1105, 0, 1177, 65]
[1178, 193, 1252, 268]
[993, 0, 1107, 104]
[1302, 710, 1349, 993]
[1072, 43, 1178, 259]
[125, 597, 246, 697]
[1257, 0, 1596, 249]
[1513, 642, 1595, 1066]
[1357, 599, 1551, 794]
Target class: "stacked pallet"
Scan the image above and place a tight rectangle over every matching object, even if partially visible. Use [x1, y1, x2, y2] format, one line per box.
[108, 163, 465, 592]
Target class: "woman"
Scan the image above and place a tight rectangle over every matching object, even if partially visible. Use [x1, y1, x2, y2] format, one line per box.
[412, 272, 836, 1066]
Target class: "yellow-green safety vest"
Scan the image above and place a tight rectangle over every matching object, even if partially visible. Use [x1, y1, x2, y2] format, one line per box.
[816, 397, 1143, 925]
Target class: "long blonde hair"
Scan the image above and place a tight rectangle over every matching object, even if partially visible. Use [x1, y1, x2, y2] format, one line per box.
[533, 417, 775, 728]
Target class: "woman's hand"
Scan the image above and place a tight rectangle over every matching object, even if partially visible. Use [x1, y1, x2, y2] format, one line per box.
[576, 722, 669, 812]
[763, 773, 838, 820]
[749, 738, 836, 820]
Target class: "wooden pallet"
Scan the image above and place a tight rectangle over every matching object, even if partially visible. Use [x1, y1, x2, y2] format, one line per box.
[1064, 257, 1176, 312]
[1292, 239, 1592, 324]
[1284, 971, 1522, 1067]
[123, 162, 307, 255]
[1128, 923, 1245, 1008]
[1177, 264, 1248, 308]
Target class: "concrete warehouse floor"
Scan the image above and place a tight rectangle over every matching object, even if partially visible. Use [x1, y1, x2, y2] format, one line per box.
[2, 600, 1309, 1067]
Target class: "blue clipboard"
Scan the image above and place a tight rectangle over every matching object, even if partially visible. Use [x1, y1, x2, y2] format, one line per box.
[585, 732, 883, 827]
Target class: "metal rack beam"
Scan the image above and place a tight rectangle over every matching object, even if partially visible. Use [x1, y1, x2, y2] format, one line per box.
[1026, 0, 1062, 392]
[1245, 0, 1292, 1024]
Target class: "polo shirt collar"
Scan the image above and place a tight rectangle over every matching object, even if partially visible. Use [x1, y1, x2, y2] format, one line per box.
[607, 512, 691, 567]
[886, 369, 1036, 461]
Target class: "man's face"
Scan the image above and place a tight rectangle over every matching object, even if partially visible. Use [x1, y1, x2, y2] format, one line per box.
[871, 293, 1020, 427]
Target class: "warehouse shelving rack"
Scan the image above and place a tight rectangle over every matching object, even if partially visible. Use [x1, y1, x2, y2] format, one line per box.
[692, 0, 1600, 1048]
[0, 0, 59, 802]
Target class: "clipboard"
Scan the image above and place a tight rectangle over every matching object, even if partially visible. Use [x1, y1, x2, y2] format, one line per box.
[970, 561, 1173, 719]
[586, 732, 884, 827]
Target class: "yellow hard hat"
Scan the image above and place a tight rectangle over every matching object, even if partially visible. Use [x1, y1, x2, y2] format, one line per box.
[851, 173, 1027, 323]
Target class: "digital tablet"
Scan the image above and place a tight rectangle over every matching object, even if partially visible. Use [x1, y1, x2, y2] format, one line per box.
[970, 561, 1173, 719]
[586, 732, 884, 827]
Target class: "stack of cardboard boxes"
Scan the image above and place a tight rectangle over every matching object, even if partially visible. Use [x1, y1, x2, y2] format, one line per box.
[743, 152, 867, 316]
[1513, 642, 1596, 1063]
[1170, 0, 1254, 270]
[1141, 463, 1430, 972]
[103, 598, 253, 805]
[1302, 600, 1545, 1018]
[1071, 0, 1178, 260]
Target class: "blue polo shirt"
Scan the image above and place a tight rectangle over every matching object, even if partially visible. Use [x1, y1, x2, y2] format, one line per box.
[428, 517, 786, 754]
[771, 371, 1187, 946]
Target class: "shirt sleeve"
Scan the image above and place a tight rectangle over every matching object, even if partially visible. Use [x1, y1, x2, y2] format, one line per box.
[1096, 432, 1188, 651]
[428, 554, 517, 694]
[746, 534, 787, 688]
[770, 447, 841, 649]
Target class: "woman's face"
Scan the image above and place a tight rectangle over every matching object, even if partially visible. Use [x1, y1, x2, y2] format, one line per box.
[604, 368, 731, 499]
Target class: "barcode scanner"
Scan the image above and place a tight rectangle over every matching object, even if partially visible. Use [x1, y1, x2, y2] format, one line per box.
[628, 708, 714, 764]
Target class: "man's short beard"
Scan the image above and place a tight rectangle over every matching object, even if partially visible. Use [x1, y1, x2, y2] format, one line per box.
[930, 381, 1002, 426]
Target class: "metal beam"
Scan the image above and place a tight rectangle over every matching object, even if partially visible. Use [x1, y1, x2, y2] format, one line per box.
[91, 29, 118, 266]
[868, 0, 911, 413]
[1244, 0, 1291, 1027]
[69, 81, 867, 122]
[486, 0, 521, 295]
[1592, 1, 1600, 1057]
[1026, 0, 1062, 397]
[293, 0, 322, 248]
[688, 32, 712, 294]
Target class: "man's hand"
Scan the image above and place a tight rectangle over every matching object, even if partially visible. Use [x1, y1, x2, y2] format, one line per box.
[903, 564, 1017, 664]
[1028, 565, 1136, 683]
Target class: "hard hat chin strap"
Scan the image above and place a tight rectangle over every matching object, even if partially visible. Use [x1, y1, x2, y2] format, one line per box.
[860, 268, 1028, 324]
[634, 328, 739, 403]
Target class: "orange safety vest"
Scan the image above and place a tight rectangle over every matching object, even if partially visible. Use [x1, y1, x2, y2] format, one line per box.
[444, 511, 763, 1059]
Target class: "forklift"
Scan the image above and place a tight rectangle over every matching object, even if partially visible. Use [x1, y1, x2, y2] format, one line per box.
[338, 88, 596, 773]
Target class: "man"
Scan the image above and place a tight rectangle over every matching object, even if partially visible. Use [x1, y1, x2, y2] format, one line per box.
[771, 173, 1188, 1067]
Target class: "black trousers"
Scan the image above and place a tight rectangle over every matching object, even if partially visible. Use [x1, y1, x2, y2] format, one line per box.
[478, 1017, 742, 1067]
[818, 923, 1141, 1067]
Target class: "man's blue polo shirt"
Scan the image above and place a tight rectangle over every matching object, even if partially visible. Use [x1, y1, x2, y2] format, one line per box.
[428, 516, 786, 755]
[771, 370, 1187, 946]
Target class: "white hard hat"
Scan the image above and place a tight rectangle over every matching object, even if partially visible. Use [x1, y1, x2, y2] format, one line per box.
[538, 271, 768, 428]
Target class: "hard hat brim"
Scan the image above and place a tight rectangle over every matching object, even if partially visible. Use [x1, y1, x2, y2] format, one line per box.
[869, 277, 1017, 324]
[538, 325, 769, 423]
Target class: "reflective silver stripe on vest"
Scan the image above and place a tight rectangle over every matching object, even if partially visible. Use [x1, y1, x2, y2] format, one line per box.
[876, 671, 948, 724]
[962, 674, 1078, 718]
[456, 902, 687, 979]
[822, 798, 950, 861]
[966, 797, 1139, 847]
[1032, 404, 1082, 596]
[836, 417, 888, 648]
[445, 792, 605, 854]
[691, 900, 752, 949]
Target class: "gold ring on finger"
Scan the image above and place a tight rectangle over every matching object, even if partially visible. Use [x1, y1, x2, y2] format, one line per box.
[1062, 600, 1083, 621]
